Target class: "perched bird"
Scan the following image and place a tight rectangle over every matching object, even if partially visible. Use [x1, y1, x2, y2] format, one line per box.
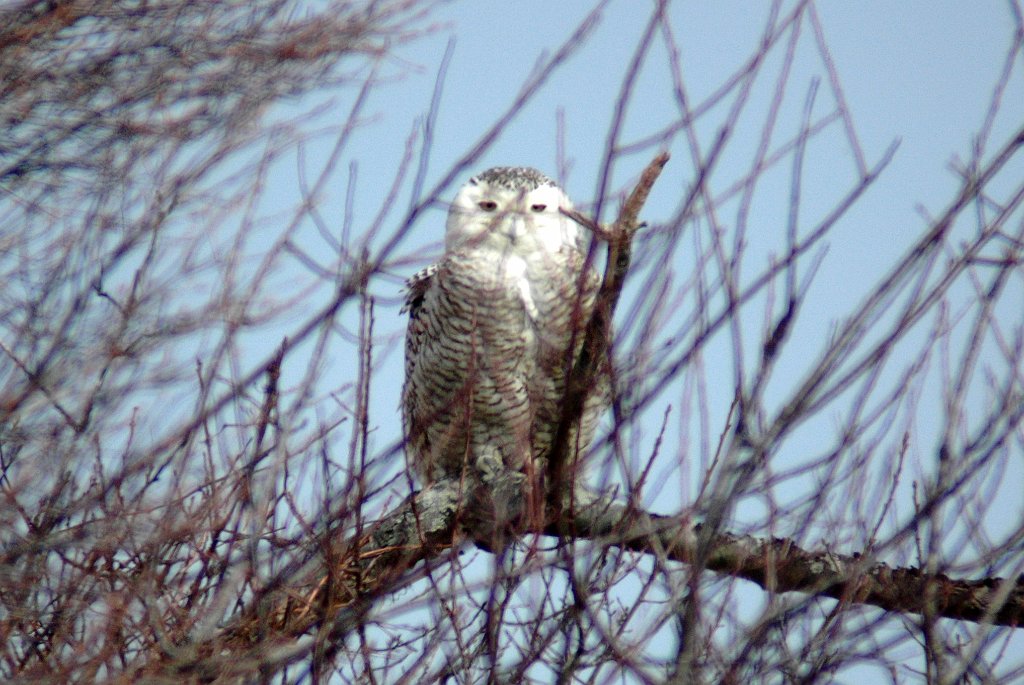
[402, 167, 606, 500]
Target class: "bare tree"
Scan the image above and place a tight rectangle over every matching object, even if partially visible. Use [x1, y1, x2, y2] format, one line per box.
[1, 1, 1022, 683]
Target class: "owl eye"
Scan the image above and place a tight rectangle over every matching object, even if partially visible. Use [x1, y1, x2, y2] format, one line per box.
[478, 200, 498, 212]
[530, 203, 547, 212]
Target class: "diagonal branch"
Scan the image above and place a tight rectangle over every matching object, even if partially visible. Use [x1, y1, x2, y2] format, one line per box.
[548, 152, 670, 511]
[561, 499, 1024, 629]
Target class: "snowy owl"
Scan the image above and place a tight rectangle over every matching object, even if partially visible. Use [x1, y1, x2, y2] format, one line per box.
[402, 167, 606, 496]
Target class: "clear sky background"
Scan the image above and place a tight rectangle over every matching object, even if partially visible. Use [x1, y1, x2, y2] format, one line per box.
[5, 2, 1023, 680]
[244, 1, 1024, 679]
[301, 0, 1024, 506]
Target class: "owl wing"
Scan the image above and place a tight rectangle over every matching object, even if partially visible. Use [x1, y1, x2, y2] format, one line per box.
[401, 257, 536, 484]
[401, 264, 439, 479]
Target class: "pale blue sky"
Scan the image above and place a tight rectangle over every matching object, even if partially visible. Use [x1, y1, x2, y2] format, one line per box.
[252, 1, 1024, 678]
[332, 0, 1023, 485]
[243, 0, 1024, 527]
[255, 0, 1024, 525]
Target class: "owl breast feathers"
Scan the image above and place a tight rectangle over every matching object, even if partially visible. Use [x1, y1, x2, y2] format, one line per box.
[402, 167, 607, 487]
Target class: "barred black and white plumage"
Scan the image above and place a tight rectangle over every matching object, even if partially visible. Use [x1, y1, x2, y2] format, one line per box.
[401, 167, 606, 489]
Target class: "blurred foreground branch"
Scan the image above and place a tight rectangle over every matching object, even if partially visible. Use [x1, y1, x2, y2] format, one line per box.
[548, 152, 671, 509]
[129, 150, 1024, 682]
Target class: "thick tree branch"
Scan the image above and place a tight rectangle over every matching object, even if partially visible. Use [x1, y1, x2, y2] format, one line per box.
[561, 500, 1024, 629]
[146, 483, 1023, 680]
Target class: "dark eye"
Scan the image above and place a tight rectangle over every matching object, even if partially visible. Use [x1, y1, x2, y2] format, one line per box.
[530, 204, 547, 212]
[478, 200, 498, 212]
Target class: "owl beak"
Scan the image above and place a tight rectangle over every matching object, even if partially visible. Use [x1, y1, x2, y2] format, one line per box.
[504, 215, 527, 244]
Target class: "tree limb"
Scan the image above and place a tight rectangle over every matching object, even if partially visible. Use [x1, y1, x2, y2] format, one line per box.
[147, 483, 1022, 681]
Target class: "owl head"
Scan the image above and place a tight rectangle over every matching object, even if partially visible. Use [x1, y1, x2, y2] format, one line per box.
[445, 167, 583, 255]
